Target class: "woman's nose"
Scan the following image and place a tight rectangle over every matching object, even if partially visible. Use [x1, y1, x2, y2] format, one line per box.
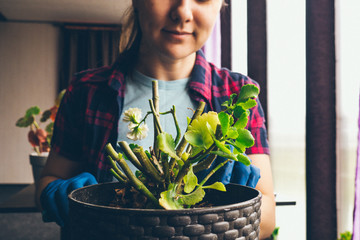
[170, 0, 194, 23]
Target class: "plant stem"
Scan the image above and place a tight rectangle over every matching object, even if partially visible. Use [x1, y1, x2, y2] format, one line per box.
[171, 106, 181, 145]
[193, 153, 217, 173]
[152, 81, 160, 156]
[32, 121, 40, 130]
[168, 101, 206, 171]
[107, 156, 128, 181]
[198, 159, 231, 187]
[175, 101, 205, 156]
[109, 168, 127, 184]
[192, 125, 223, 172]
[160, 153, 170, 185]
[149, 99, 163, 133]
[105, 143, 159, 206]
[118, 141, 143, 171]
[133, 146, 164, 183]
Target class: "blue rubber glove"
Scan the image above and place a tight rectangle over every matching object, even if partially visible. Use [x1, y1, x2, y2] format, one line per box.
[40, 172, 98, 227]
[196, 153, 261, 188]
[230, 161, 261, 188]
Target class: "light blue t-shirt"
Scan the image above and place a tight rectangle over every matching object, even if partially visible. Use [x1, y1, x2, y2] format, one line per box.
[117, 70, 197, 173]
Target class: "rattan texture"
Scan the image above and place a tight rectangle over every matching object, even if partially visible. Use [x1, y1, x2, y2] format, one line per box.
[69, 183, 261, 240]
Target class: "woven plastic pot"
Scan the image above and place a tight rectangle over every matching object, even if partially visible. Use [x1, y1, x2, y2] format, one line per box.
[68, 182, 262, 240]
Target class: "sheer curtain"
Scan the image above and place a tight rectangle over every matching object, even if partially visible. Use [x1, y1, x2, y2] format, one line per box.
[58, 25, 121, 91]
[354, 95, 360, 240]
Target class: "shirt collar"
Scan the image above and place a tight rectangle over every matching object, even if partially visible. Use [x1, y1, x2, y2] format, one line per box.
[108, 50, 214, 104]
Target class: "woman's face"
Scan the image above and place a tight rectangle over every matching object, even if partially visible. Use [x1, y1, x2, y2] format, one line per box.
[133, 0, 223, 62]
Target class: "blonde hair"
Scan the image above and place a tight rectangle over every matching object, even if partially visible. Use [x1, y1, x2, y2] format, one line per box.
[119, 6, 141, 55]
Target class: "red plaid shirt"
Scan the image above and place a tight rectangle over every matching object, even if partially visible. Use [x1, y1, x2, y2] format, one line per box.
[52, 51, 269, 182]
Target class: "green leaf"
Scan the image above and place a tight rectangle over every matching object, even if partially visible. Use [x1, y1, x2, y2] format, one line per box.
[239, 99, 257, 110]
[180, 187, 205, 206]
[15, 115, 34, 127]
[228, 140, 245, 154]
[157, 132, 180, 160]
[40, 109, 52, 122]
[221, 100, 229, 108]
[236, 153, 251, 166]
[189, 146, 203, 158]
[233, 105, 246, 119]
[45, 122, 54, 134]
[185, 130, 207, 149]
[25, 106, 41, 117]
[145, 150, 152, 159]
[236, 85, 259, 103]
[226, 126, 239, 139]
[202, 182, 226, 192]
[187, 117, 191, 126]
[183, 166, 198, 194]
[129, 143, 140, 150]
[229, 93, 237, 105]
[159, 184, 184, 210]
[210, 151, 237, 161]
[218, 112, 230, 137]
[234, 111, 250, 129]
[185, 111, 219, 150]
[236, 129, 255, 149]
[213, 139, 231, 155]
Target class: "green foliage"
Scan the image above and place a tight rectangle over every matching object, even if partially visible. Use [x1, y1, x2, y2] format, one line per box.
[15, 106, 40, 128]
[338, 231, 352, 240]
[157, 132, 180, 161]
[106, 83, 259, 209]
[184, 111, 220, 151]
[15, 90, 66, 155]
[271, 227, 280, 240]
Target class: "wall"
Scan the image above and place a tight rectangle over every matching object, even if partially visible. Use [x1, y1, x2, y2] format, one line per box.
[336, 0, 360, 234]
[0, 22, 59, 183]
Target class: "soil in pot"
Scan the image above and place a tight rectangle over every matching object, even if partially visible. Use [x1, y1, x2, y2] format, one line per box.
[68, 182, 262, 240]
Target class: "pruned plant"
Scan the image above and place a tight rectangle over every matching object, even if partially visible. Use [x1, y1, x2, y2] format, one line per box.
[105, 81, 259, 209]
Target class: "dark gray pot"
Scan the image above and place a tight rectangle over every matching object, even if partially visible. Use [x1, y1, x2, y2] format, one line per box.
[29, 153, 48, 184]
[68, 182, 262, 240]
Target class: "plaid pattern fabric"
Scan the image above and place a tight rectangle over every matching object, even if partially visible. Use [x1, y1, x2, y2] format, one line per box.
[52, 51, 269, 182]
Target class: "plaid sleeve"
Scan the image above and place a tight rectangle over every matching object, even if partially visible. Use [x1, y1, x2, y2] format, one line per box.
[245, 97, 270, 155]
[51, 83, 85, 162]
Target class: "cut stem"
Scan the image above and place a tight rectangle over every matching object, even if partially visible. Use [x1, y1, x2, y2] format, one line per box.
[118, 141, 143, 171]
[107, 156, 128, 181]
[133, 146, 164, 183]
[109, 168, 127, 184]
[105, 143, 159, 206]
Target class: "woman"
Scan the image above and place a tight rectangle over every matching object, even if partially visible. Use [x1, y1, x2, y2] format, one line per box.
[36, 0, 276, 239]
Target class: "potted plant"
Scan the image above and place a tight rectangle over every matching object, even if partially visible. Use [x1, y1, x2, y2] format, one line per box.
[68, 82, 262, 239]
[16, 90, 66, 184]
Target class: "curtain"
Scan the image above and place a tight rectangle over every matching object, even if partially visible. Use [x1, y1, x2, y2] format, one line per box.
[202, 0, 231, 69]
[58, 25, 121, 91]
[202, 15, 221, 67]
[220, 0, 232, 69]
[247, 0, 268, 126]
[354, 93, 360, 240]
[306, 0, 337, 239]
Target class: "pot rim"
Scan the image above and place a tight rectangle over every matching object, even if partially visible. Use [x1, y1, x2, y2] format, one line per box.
[68, 182, 262, 215]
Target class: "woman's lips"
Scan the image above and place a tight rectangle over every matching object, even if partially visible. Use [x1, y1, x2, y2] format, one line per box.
[162, 29, 193, 40]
